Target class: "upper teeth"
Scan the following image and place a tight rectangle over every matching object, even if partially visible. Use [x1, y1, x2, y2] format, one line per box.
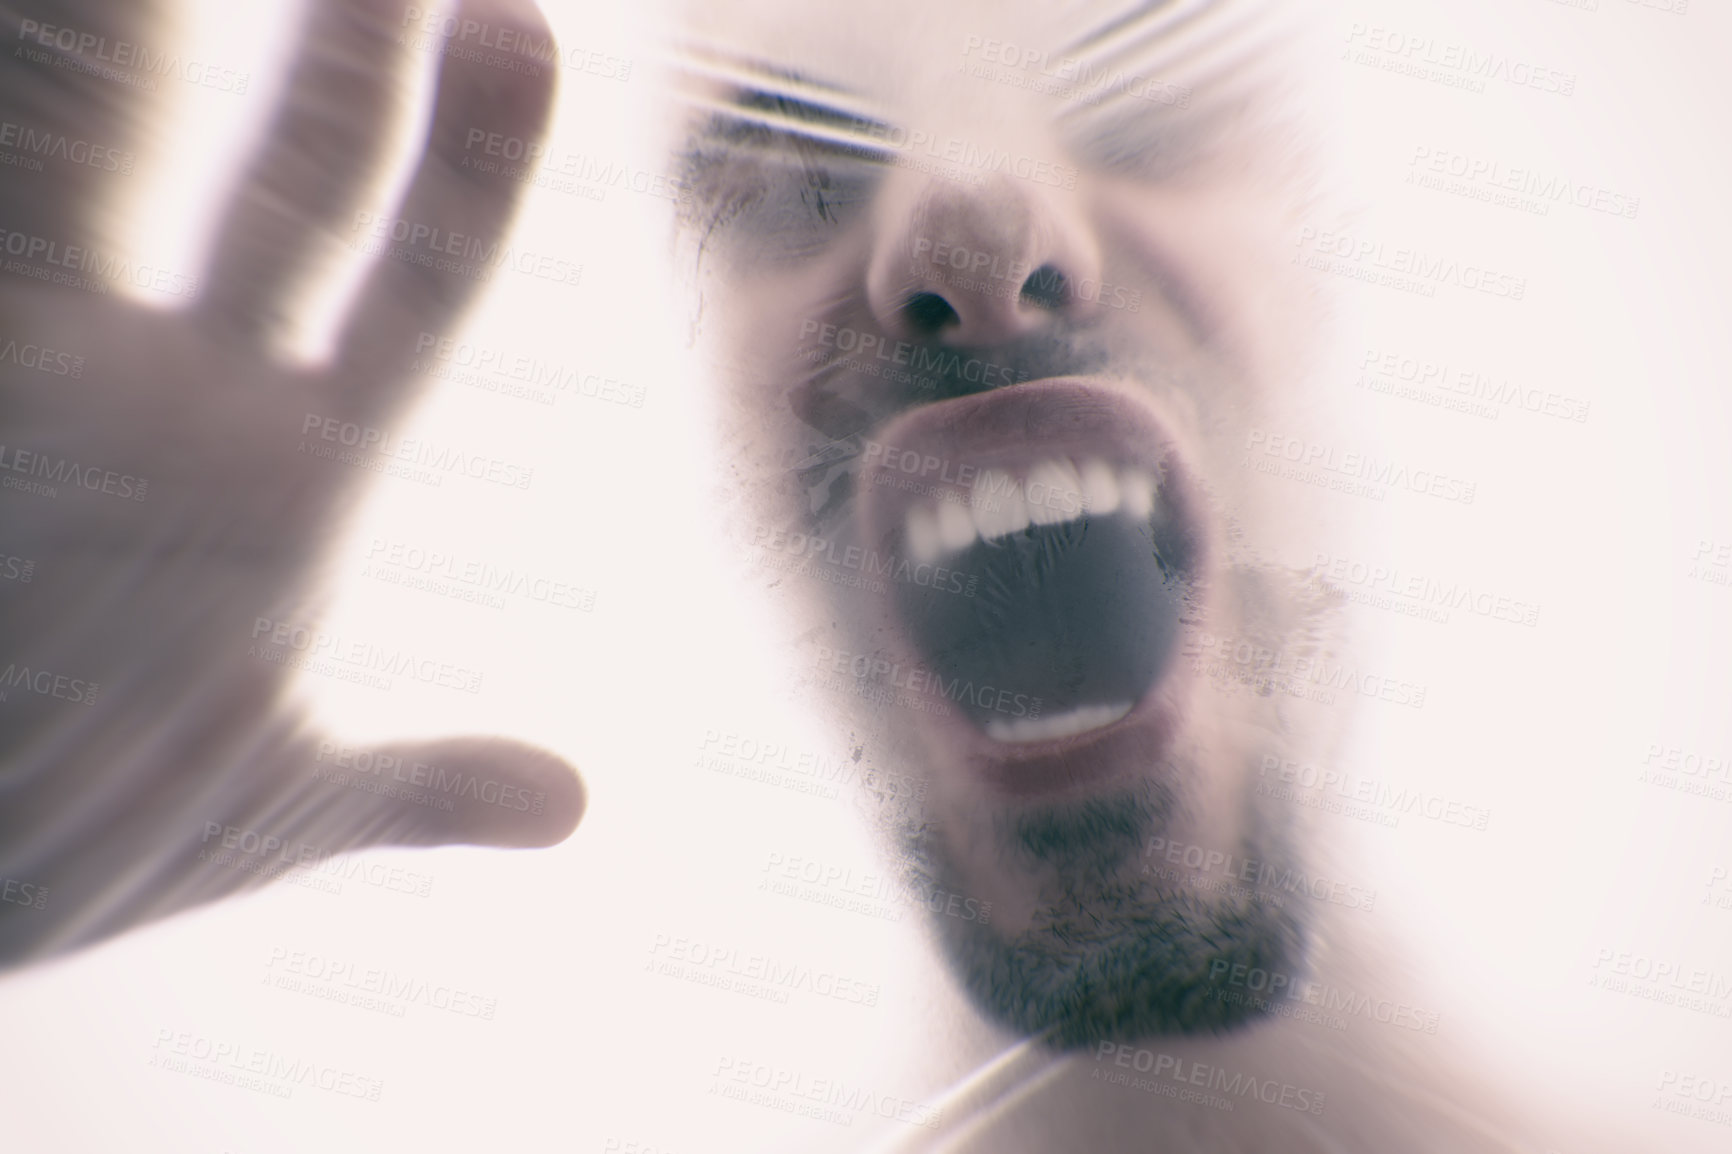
[971, 469, 1027, 540]
[936, 500, 976, 552]
[1079, 459, 1121, 515]
[1120, 468, 1156, 521]
[904, 457, 1159, 563]
[1024, 459, 1084, 526]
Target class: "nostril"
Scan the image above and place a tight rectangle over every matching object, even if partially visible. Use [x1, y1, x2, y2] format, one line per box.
[904, 292, 960, 335]
[1020, 264, 1069, 310]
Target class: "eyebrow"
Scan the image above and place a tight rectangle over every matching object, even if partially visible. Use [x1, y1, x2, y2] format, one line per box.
[669, 4, 1283, 170]
[670, 44, 901, 156]
[1056, 0, 1190, 64]
[1058, 0, 1295, 126]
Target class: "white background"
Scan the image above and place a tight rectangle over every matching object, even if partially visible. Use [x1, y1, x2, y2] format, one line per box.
[2, 0, 1729, 1150]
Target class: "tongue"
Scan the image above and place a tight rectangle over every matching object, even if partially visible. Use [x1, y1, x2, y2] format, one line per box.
[894, 513, 1188, 735]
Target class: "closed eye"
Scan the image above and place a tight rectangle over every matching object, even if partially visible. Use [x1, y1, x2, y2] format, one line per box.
[670, 53, 894, 258]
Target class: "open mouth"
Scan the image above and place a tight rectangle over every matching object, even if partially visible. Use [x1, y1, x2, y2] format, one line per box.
[858, 378, 1208, 795]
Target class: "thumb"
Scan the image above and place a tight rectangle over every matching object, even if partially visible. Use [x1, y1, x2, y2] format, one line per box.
[318, 736, 586, 850]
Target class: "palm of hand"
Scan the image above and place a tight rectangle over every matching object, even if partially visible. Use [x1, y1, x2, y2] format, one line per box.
[0, 0, 582, 967]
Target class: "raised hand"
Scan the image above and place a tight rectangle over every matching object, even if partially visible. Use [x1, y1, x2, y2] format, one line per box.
[0, 0, 583, 967]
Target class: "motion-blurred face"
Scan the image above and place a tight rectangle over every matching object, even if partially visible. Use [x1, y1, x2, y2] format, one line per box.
[671, 0, 1340, 1047]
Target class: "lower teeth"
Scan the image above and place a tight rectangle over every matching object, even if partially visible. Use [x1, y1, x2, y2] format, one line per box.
[984, 702, 1133, 745]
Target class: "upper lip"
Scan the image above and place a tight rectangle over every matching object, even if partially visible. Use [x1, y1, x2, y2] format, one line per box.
[857, 377, 1203, 558]
[852, 376, 1210, 797]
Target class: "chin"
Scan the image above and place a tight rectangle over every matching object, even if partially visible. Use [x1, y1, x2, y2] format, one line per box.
[706, 308, 1350, 1046]
[674, 43, 1351, 1042]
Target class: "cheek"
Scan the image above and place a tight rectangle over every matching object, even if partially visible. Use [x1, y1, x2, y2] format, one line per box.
[1090, 187, 1342, 557]
[1091, 176, 1316, 388]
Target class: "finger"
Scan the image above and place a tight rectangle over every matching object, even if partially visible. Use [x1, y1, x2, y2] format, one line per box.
[0, 719, 582, 970]
[306, 735, 586, 850]
[198, 0, 409, 340]
[0, 0, 171, 250]
[332, 0, 557, 401]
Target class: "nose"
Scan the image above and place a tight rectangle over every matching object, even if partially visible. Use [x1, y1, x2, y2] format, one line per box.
[865, 170, 1102, 346]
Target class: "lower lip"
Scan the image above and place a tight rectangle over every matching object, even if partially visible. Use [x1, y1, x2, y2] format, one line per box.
[856, 377, 1207, 798]
[948, 674, 1194, 798]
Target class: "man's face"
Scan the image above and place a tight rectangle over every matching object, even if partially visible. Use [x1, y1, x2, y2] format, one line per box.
[670, 0, 1345, 1047]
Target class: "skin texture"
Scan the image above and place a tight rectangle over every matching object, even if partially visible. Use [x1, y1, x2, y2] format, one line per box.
[666, 1, 1639, 1149]
[0, 2, 1661, 1148]
[674, 0, 1348, 1047]
[0, 0, 583, 968]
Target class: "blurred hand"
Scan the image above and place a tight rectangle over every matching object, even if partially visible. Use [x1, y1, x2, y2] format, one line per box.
[0, 0, 583, 967]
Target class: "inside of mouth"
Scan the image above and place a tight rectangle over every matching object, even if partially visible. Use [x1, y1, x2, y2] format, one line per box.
[892, 458, 1196, 743]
